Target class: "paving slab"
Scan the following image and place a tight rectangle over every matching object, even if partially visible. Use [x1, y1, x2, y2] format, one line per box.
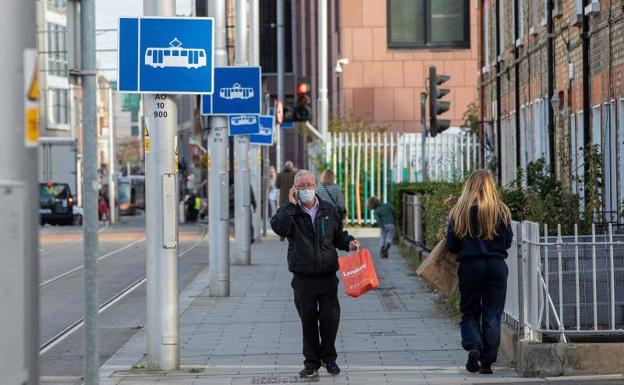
[100, 228, 620, 385]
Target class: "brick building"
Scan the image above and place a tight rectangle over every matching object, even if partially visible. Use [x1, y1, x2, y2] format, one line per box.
[479, 0, 624, 222]
[259, 0, 480, 167]
[337, 0, 479, 132]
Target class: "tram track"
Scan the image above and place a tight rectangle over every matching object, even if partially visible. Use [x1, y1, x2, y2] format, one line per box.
[39, 223, 208, 355]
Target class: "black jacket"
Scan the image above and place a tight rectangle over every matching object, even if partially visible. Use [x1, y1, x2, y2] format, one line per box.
[446, 206, 513, 261]
[271, 197, 354, 275]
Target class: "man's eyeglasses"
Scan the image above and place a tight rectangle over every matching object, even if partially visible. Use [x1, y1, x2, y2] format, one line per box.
[294, 184, 316, 190]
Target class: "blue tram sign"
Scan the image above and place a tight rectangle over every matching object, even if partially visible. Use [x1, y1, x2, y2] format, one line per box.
[229, 115, 260, 136]
[201, 66, 262, 115]
[249, 115, 274, 146]
[117, 16, 214, 94]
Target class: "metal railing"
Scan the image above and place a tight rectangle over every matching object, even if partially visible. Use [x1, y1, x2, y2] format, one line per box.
[504, 221, 624, 342]
[402, 194, 422, 245]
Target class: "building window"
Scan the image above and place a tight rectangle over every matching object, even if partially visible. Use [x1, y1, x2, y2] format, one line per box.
[387, 0, 470, 49]
[47, 22, 68, 77]
[498, 1, 505, 54]
[47, 0, 67, 10]
[482, 1, 490, 69]
[259, 0, 293, 73]
[517, 0, 525, 40]
[48, 88, 69, 126]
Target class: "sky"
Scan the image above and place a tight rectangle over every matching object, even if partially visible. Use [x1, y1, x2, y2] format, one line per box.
[96, 0, 194, 80]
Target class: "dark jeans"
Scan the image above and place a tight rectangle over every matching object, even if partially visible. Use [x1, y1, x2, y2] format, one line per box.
[458, 256, 508, 365]
[291, 273, 341, 369]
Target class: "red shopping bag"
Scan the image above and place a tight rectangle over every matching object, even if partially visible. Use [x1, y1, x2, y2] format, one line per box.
[338, 248, 380, 298]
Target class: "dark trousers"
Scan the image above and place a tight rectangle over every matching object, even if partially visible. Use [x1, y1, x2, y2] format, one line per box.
[291, 273, 341, 368]
[458, 257, 508, 365]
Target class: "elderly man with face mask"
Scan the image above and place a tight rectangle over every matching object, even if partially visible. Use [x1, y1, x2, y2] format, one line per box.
[270, 169, 360, 378]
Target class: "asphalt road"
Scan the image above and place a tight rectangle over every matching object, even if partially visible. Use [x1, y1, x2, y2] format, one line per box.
[39, 215, 210, 385]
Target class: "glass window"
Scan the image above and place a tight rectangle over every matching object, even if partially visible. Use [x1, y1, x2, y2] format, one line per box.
[48, 88, 69, 126]
[259, 0, 293, 72]
[172, 50, 179, 56]
[46, 22, 68, 77]
[199, 50, 205, 57]
[147, 49, 152, 56]
[164, 50, 171, 56]
[181, 50, 187, 56]
[387, 0, 469, 48]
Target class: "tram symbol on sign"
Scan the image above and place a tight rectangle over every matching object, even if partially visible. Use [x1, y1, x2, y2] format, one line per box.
[230, 115, 257, 126]
[219, 83, 254, 100]
[144, 37, 207, 69]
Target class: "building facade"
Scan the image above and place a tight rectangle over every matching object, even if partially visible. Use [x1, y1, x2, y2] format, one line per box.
[479, 0, 624, 223]
[337, 0, 479, 132]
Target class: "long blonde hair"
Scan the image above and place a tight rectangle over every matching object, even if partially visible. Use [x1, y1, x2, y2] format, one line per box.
[450, 169, 511, 240]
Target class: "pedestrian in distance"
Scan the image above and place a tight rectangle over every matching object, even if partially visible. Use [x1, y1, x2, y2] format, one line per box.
[268, 165, 278, 217]
[316, 169, 346, 222]
[446, 169, 513, 375]
[271, 170, 360, 378]
[274, 160, 296, 241]
[367, 196, 397, 258]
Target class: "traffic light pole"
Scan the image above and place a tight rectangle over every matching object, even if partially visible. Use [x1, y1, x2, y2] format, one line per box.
[234, 0, 251, 264]
[318, 0, 329, 142]
[420, 92, 428, 182]
[276, 0, 285, 169]
[208, 0, 231, 297]
[144, 0, 180, 370]
[0, 2, 39, 384]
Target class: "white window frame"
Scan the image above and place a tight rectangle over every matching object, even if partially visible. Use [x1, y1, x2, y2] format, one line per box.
[604, 100, 617, 222]
[618, 99, 624, 224]
[577, 111, 585, 213]
[592, 104, 602, 147]
[570, 112, 577, 194]
[498, 1, 505, 55]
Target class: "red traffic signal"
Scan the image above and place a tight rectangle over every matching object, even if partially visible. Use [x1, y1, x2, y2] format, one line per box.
[296, 82, 310, 95]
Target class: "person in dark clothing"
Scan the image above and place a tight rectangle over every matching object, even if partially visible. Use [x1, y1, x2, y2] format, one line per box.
[275, 160, 296, 207]
[446, 169, 513, 375]
[275, 161, 296, 241]
[367, 196, 397, 258]
[229, 177, 257, 243]
[271, 169, 360, 378]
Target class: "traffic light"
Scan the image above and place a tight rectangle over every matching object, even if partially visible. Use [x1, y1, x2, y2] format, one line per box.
[293, 78, 311, 122]
[428, 66, 451, 137]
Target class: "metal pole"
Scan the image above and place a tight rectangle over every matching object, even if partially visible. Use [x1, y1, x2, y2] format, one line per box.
[108, 86, 117, 224]
[80, 0, 100, 382]
[209, 0, 230, 297]
[276, 0, 285, 168]
[318, 0, 328, 141]
[0, 1, 38, 384]
[420, 92, 428, 182]
[249, 0, 262, 240]
[144, 0, 179, 370]
[234, 0, 251, 264]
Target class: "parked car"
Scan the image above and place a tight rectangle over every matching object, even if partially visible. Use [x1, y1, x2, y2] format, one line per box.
[39, 182, 75, 225]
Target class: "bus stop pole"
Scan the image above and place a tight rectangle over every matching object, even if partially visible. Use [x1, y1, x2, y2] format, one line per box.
[208, 0, 231, 297]
[0, 1, 39, 384]
[234, 0, 252, 265]
[143, 0, 180, 370]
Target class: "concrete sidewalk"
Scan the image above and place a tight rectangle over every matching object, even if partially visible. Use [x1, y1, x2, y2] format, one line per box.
[98, 229, 557, 384]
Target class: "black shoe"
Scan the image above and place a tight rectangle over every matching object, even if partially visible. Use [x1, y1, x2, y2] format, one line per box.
[298, 366, 319, 378]
[466, 349, 480, 373]
[325, 361, 341, 375]
[479, 364, 493, 374]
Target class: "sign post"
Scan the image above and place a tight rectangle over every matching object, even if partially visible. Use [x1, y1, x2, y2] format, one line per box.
[118, 11, 214, 369]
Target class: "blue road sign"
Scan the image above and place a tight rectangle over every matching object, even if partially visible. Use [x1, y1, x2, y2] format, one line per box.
[281, 120, 295, 129]
[201, 67, 262, 115]
[250, 115, 274, 146]
[229, 115, 260, 136]
[118, 16, 214, 94]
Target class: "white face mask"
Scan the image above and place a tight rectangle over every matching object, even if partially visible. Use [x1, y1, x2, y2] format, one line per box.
[297, 189, 316, 204]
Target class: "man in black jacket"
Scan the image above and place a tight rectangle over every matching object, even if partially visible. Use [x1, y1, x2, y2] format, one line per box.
[271, 170, 359, 378]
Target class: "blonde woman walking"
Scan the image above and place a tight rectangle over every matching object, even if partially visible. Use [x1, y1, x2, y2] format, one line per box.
[446, 170, 513, 375]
